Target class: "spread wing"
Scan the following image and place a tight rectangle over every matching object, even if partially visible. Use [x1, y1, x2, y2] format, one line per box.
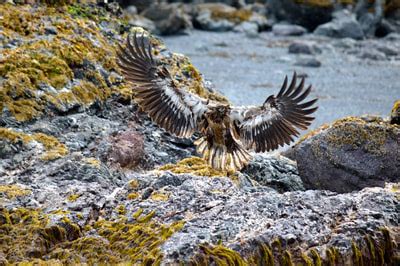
[117, 33, 209, 138]
[230, 73, 318, 152]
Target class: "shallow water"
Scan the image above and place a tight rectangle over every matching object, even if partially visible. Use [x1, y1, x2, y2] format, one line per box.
[164, 30, 400, 131]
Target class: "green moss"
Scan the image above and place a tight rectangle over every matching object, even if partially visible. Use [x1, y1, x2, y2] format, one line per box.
[67, 4, 96, 20]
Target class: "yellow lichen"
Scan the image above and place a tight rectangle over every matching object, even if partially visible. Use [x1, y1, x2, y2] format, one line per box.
[150, 192, 169, 202]
[0, 128, 68, 160]
[0, 185, 31, 200]
[129, 179, 139, 189]
[32, 133, 69, 161]
[83, 157, 101, 168]
[0, 4, 127, 122]
[207, 6, 252, 23]
[116, 205, 126, 216]
[0, 127, 33, 144]
[159, 157, 227, 177]
[67, 194, 81, 202]
[127, 192, 140, 200]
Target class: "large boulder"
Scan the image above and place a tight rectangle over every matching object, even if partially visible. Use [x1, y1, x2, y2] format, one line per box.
[290, 116, 400, 193]
[193, 3, 253, 32]
[141, 3, 193, 35]
[314, 10, 365, 40]
[267, 0, 334, 30]
[114, 170, 399, 265]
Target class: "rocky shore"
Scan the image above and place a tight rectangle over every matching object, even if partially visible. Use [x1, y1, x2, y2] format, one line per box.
[0, 1, 399, 265]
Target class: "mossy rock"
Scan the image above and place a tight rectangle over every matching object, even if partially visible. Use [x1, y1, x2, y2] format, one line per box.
[0, 127, 68, 161]
[0, 3, 227, 123]
[391, 100, 400, 125]
[292, 115, 400, 192]
[0, 207, 184, 264]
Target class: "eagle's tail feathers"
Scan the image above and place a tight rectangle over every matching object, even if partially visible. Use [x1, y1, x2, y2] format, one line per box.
[194, 137, 251, 172]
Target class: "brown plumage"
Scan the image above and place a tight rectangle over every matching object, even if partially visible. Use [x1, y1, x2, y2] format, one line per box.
[117, 33, 318, 171]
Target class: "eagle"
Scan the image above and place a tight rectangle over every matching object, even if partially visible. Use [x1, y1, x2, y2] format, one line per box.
[117, 33, 318, 172]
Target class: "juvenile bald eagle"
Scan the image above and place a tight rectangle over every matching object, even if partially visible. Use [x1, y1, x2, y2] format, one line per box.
[117, 33, 318, 171]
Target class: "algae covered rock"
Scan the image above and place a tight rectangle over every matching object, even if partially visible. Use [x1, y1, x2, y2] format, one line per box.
[292, 116, 400, 193]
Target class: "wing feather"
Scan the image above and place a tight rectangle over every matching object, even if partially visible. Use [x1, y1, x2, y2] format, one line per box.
[117, 33, 209, 138]
[230, 72, 318, 152]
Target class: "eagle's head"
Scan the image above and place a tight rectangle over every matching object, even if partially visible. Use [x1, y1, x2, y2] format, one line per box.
[206, 105, 230, 123]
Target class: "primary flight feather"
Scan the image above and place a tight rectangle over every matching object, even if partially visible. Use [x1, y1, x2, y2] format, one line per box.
[117, 33, 318, 171]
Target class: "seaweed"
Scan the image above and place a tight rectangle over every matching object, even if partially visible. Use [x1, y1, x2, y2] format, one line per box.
[0, 207, 184, 265]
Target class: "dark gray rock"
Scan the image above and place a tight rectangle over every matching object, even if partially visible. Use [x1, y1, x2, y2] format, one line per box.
[128, 15, 156, 33]
[268, 0, 333, 30]
[294, 56, 322, 67]
[272, 23, 307, 36]
[359, 12, 380, 37]
[288, 41, 321, 55]
[243, 154, 304, 192]
[292, 116, 400, 193]
[142, 3, 193, 35]
[125, 5, 137, 16]
[314, 10, 364, 40]
[248, 12, 272, 32]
